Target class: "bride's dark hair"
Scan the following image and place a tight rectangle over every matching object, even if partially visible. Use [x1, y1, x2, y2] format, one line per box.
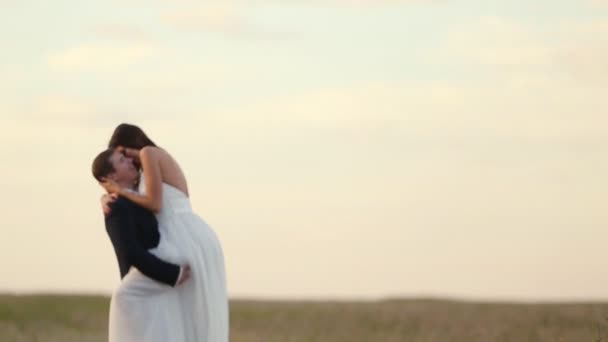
[108, 123, 157, 149]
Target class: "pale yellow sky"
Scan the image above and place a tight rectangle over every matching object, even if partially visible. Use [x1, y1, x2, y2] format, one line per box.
[1, 0, 607, 301]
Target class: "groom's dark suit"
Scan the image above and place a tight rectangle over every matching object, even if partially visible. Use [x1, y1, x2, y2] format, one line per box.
[105, 197, 180, 286]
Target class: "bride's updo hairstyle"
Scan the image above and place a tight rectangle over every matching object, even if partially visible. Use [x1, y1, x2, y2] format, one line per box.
[108, 123, 157, 149]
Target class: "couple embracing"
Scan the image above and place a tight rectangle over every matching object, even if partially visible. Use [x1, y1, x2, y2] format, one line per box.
[91, 123, 229, 342]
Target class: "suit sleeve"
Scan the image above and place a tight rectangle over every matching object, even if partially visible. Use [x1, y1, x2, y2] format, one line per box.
[105, 202, 181, 286]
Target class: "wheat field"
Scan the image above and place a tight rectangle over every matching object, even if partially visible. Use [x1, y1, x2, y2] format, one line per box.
[1, 294, 608, 341]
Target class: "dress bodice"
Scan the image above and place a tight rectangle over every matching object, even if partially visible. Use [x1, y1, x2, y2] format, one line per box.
[138, 173, 192, 215]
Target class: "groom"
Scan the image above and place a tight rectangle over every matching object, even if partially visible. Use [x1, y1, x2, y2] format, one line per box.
[93, 148, 194, 342]
[92, 148, 190, 287]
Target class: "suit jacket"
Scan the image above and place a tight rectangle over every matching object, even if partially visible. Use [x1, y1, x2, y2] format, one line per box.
[104, 197, 180, 286]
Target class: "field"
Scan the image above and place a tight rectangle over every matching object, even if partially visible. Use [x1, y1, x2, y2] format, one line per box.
[1, 294, 608, 341]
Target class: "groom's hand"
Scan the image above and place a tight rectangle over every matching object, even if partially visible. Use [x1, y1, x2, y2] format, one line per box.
[101, 193, 119, 215]
[176, 265, 192, 286]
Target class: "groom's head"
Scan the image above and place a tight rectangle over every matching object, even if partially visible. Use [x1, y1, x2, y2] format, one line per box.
[92, 149, 139, 188]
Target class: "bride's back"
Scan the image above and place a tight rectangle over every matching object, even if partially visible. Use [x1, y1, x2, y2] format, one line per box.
[152, 147, 189, 197]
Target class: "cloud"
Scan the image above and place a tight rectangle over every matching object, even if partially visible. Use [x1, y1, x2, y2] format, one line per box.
[584, 0, 608, 8]
[160, 3, 297, 40]
[0, 99, 101, 151]
[293, 0, 440, 7]
[161, 3, 242, 33]
[47, 42, 158, 72]
[1, 93, 171, 133]
[0, 0, 21, 8]
[436, 17, 608, 85]
[158, 0, 438, 7]
[2, 95, 111, 128]
[140, 0, 438, 38]
[195, 80, 606, 146]
[89, 24, 153, 43]
[555, 20, 608, 84]
[441, 18, 552, 68]
[116, 63, 233, 97]
[157, 0, 435, 38]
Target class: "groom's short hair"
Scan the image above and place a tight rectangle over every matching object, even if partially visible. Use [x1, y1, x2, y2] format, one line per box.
[92, 149, 116, 182]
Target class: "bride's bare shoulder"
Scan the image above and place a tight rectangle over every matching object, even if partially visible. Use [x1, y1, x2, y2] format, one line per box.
[140, 146, 167, 159]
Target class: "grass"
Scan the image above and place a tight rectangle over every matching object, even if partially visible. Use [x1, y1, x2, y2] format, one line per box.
[1, 294, 608, 341]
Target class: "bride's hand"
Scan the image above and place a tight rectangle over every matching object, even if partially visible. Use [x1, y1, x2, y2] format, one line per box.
[101, 193, 119, 215]
[176, 265, 192, 286]
[100, 178, 122, 195]
[116, 146, 140, 159]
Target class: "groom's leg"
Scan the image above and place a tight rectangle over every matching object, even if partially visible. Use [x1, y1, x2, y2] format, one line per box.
[109, 283, 146, 342]
[109, 267, 181, 342]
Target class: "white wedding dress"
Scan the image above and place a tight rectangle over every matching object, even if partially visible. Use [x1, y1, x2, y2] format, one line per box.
[108, 175, 230, 342]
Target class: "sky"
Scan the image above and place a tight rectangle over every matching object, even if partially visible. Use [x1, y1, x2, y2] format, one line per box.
[1, 0, 607, 301]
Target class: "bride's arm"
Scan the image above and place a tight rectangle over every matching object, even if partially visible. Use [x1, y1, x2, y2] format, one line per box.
[116, 147, 164, 213]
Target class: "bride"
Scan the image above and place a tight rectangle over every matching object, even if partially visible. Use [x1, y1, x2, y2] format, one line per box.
[101, 123, 229, 342]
